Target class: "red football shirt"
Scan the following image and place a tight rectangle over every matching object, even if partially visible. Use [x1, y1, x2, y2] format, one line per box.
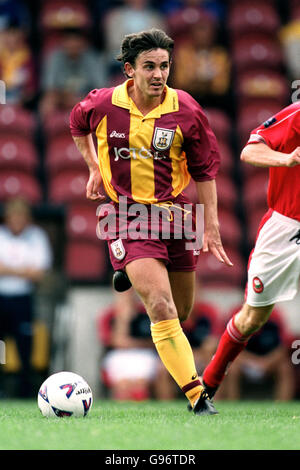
[247, 101, 300, 221]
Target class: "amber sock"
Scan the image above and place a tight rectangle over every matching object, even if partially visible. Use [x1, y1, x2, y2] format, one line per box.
[151, 318, 203, 407]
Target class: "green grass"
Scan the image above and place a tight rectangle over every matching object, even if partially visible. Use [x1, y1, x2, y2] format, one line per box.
[0, 399, 300, 450]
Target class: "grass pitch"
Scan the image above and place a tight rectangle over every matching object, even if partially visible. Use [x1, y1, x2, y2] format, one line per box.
[0, 399, 300, 450]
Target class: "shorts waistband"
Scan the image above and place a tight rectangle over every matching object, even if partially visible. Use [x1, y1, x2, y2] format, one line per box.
[272, 210, 300, 228]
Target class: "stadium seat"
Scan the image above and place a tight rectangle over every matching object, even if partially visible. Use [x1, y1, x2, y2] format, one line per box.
[46, 135, 87, 176]
[236, 99, 281, 150]
[246, 205, 269, 246]
[66, 203, 99, 242]
[204, 108, 232, 142]
[183, 171, 238, 208]
[242, 171, 269, 213]
[39, 0, 92, 33]
[64, 240, 107, 281]
[290, 0, 300, 19]
[217, 141, 235, 176]
[215, 175, 238, 211]
[0, 171, 42, 203]
[48, 169, 88, 204]
[228, 1, 280, 37]
[218, 209, 243, 248]
[0, 135, 38, 173]
[231, 33, 283, 72]
[236, 69, 290, 107]
[196, 247, 246, 287]
[43, 111, 71, 138]
[0, 105, 36, 138]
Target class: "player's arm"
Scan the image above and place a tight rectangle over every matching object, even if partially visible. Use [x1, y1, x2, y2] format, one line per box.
[241, 142, 300, 168]
[196, 179, 233, 267]
[0, 263, 46, 282]
[72, 134, 106, 202]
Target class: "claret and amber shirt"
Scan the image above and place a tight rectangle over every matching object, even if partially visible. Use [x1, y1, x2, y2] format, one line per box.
[70, 79, 220, 204]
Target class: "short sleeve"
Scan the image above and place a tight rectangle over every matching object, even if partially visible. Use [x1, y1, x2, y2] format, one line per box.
[178, 91, 221, 181]
[247, 102, 300, 151]
[69, 89, 99, 136]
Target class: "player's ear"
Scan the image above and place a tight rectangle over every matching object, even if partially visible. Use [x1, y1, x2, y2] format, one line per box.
[124, 62, 135, 78]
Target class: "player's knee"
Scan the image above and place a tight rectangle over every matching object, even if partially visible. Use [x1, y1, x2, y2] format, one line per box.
[242, 312, 267, 335]
[147, 294, 177, 323]
[236, 304, 273, 336]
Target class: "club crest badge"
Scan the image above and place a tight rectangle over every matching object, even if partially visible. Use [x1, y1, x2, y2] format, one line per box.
[153, 127, 175, 151]
[111, 239, 126, 260]
[252, 276, 264, 293]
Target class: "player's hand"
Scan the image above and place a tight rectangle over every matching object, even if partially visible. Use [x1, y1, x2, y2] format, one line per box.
[86, 169, 106, 202]
[286, 146, 300, 167]
[203, 224, 233, 267]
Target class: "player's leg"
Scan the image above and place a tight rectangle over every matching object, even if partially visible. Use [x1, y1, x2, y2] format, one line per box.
[203, 303, 274, 397]
[203, 210, 300, 398]
[125, 258, 204, 408]
[168, 270, 195, 322]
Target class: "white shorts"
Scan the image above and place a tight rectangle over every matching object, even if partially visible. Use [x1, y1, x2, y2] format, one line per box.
[246, 210, 300, 307]
[102, 348, 159, 384]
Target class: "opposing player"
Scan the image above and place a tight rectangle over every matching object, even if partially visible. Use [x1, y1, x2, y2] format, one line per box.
[202, 101, 300, 404]
[70, 29, 232, 415]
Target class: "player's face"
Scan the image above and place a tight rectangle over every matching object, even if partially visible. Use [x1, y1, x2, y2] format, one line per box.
[126, 48, 170, 101]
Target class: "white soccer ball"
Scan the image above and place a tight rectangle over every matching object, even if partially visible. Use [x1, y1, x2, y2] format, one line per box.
[38, 371, 93, 418]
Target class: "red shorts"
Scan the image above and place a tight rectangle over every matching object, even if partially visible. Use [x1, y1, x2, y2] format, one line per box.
[108, 236, 199, 272]
[99, 194, 200, 273]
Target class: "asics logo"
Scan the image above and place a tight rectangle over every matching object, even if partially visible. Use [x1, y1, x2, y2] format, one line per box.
[110, 130, 126, 138]
[113, 146, 169, 161]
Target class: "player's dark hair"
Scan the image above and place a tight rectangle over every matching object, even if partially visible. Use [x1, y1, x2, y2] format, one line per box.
[116, 29, 174, 76]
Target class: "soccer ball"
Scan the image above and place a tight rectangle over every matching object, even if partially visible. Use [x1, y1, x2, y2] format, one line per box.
[38, 371, 93, 418]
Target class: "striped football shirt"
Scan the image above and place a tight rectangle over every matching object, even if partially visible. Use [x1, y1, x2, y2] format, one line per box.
[70, 79, 220, 204]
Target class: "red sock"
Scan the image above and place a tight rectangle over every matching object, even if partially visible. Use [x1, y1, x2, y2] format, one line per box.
[203, 315, 251, 389]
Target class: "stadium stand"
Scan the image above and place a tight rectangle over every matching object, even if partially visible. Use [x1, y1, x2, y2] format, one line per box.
[0, 104, 36, 137]
[0, 135, 38, 173]
[0, 1, 294, 291]
[0, 171, 42, 204]
[45, 134, 87, 177]
[64, 239, 107, 281]
[227, 1, 281, 38]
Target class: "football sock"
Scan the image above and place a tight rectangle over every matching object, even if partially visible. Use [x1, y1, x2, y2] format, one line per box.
[203, 315, 251, 390]
[151, 318, 203, 407]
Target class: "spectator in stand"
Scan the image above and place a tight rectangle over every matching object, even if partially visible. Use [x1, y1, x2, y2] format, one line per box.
[102, 0, 166, 83]
[170, 12, 231, 110]
[0, 0, 30, 33]
[39, 27, 107, 118]
[156, 0, 224, 18]
[219, 308, 295, 401]
[279, 19, 300, 82]
[0, 198, 52, 397]
[99, 290, 159, 401]
[0, 20, 36, 106]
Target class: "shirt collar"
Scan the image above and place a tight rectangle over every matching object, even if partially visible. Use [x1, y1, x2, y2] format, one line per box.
[112, 79, 179, 118]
